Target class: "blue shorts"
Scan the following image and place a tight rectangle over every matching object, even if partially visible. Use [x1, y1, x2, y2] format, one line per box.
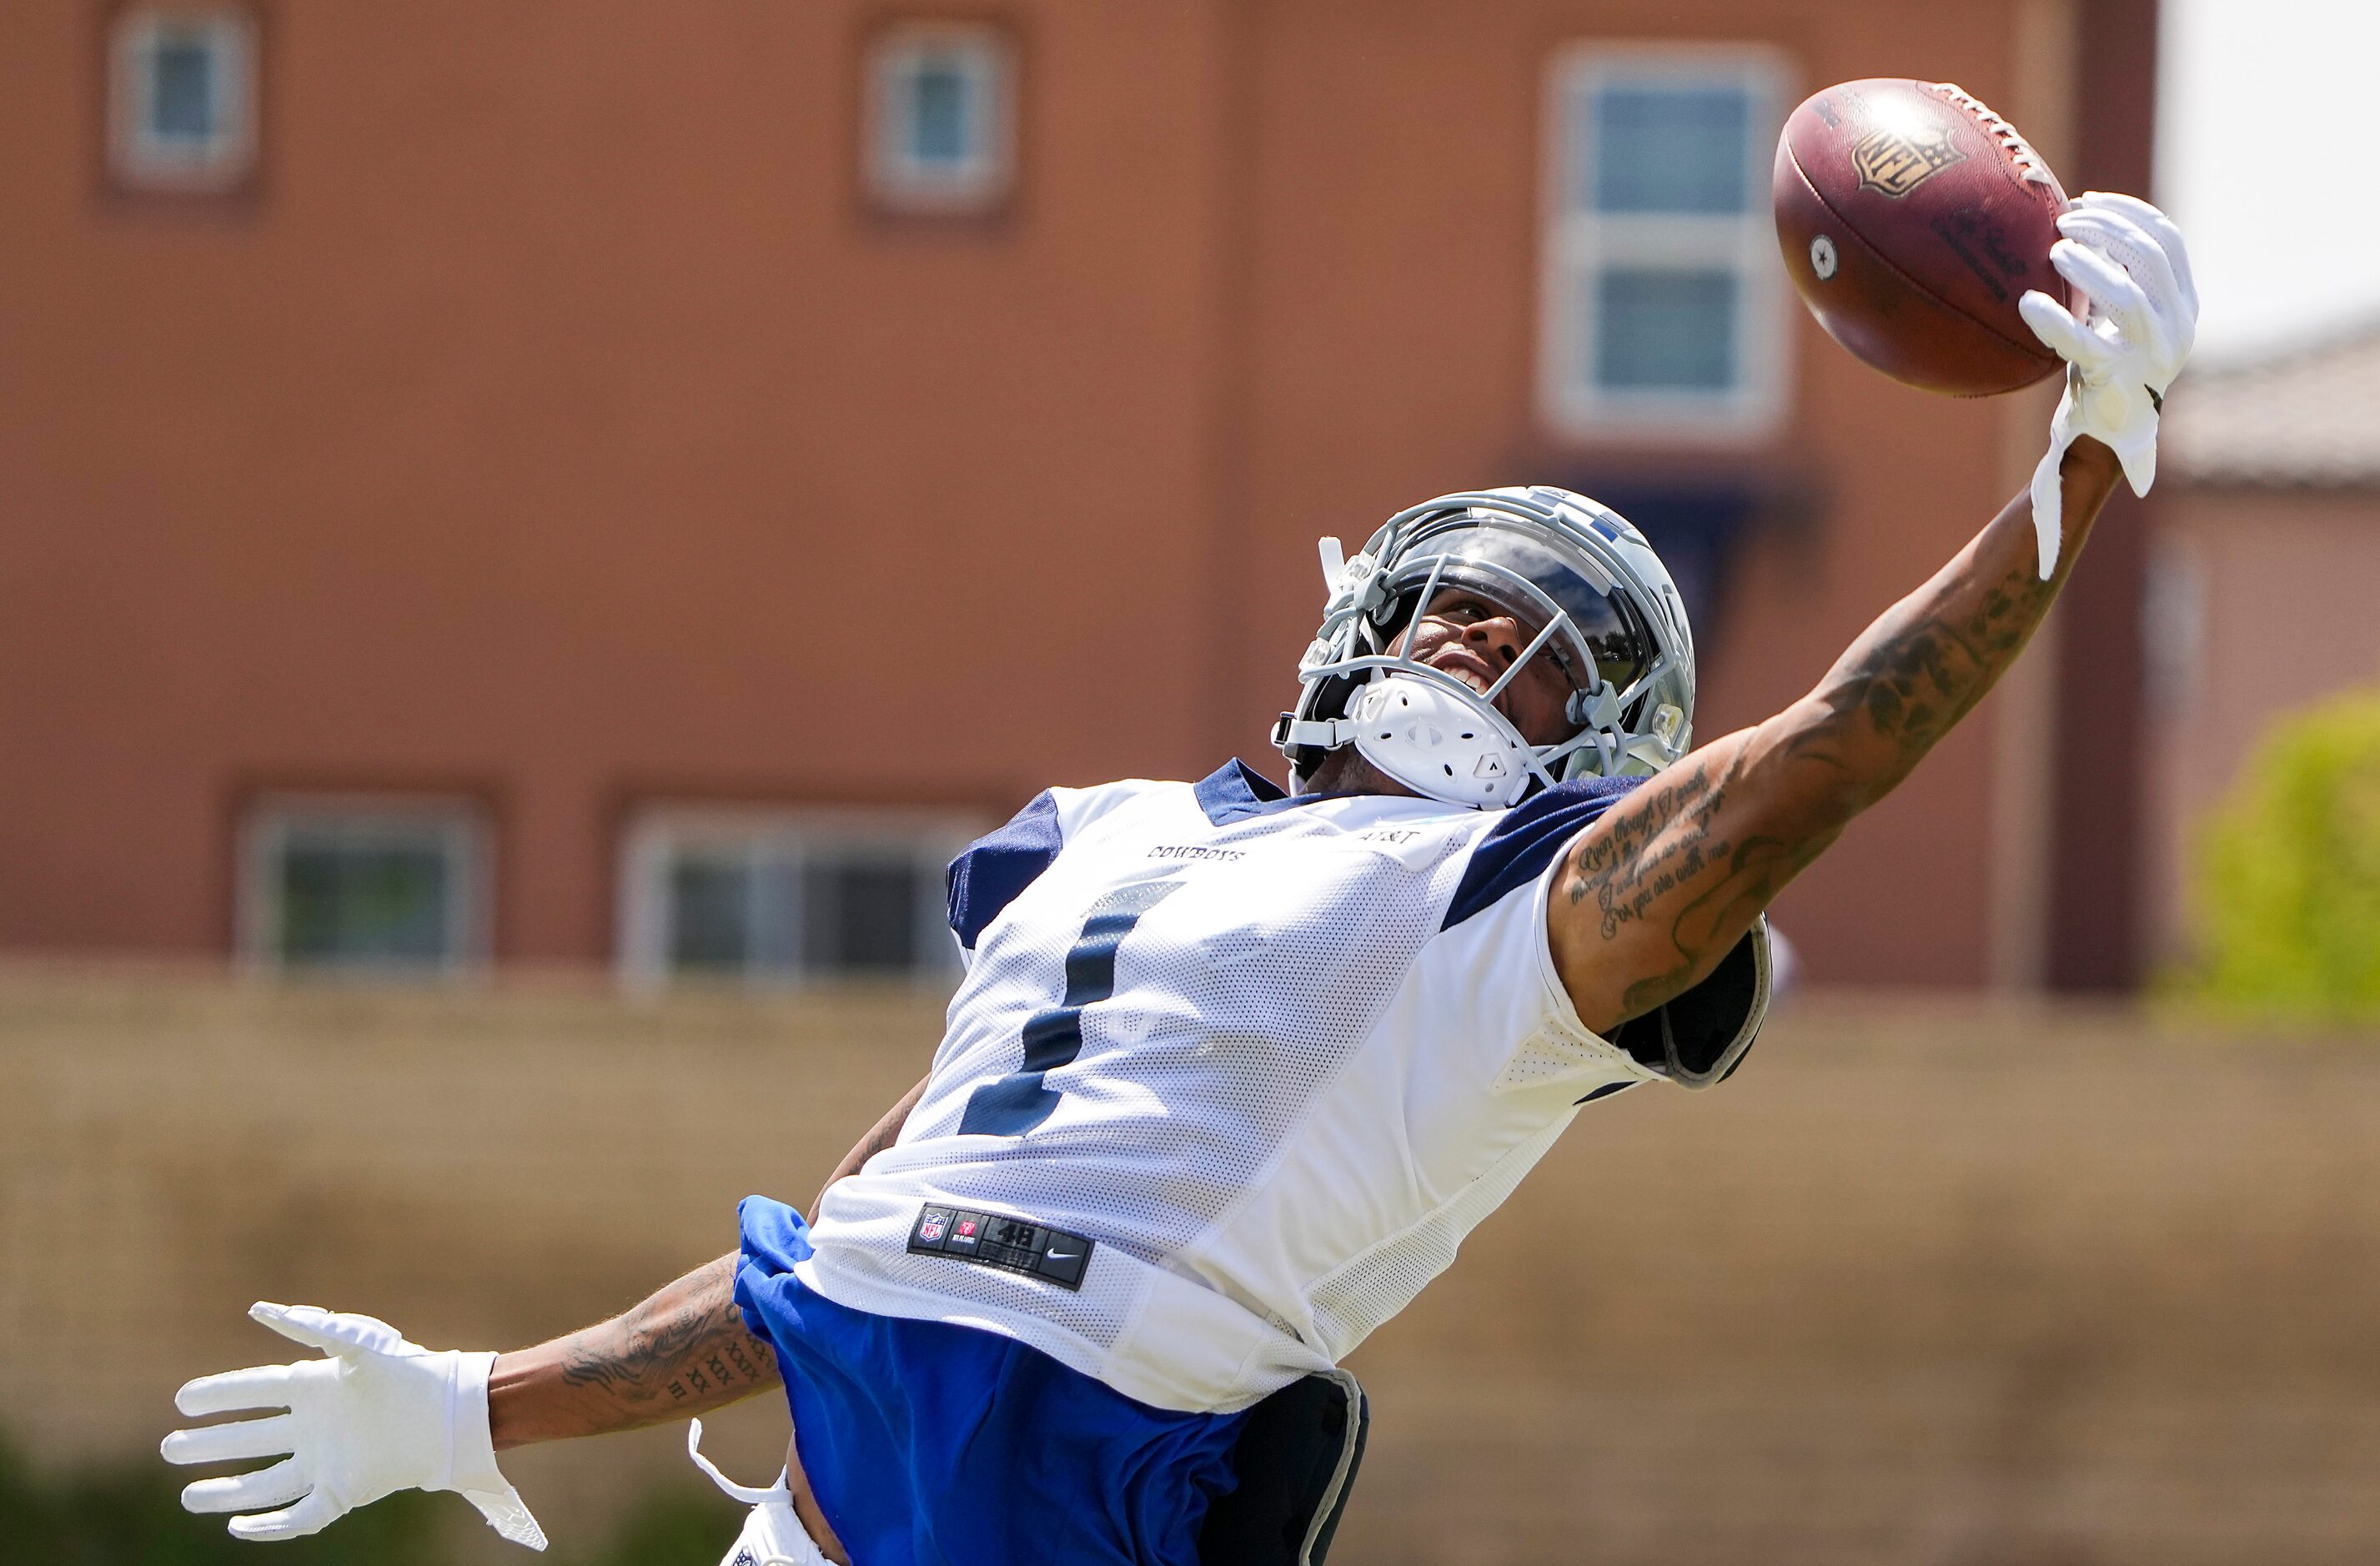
[734, 1197, 1248, 1566]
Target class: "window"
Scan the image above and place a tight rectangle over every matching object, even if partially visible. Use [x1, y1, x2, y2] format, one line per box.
[110, 7, 258, 193]
[1541, 47, 1790, 438]
[2141, 533, 2206, 721]
[239, 800, 488, 976]
[619, 810, 977, 987]
[864, 23, 1017, 213]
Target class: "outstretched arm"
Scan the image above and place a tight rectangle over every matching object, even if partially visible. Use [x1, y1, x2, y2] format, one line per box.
[1552, 439, 2118, 1033]
[1549, 191, 2194, 1036]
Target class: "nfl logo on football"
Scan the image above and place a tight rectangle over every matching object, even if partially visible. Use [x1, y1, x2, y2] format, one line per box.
[1851, 122, 1966, 197]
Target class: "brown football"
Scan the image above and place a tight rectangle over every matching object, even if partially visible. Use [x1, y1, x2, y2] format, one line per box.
[1774, 78, 2071, 396]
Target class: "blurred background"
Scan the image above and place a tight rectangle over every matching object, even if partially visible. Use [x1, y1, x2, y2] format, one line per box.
[5, 0, 2380, 1561]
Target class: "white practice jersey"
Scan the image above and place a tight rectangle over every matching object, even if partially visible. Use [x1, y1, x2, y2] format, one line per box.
[799, 761, 1769, 1413]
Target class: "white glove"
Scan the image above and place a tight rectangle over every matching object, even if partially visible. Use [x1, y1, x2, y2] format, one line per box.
[2017, 190, 2199, 578]
[161, 1302, 547, 1549]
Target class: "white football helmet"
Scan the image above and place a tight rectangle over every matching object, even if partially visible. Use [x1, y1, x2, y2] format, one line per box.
[1273, 486, 1695, 808]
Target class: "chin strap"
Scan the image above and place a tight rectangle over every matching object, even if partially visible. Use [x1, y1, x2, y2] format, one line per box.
[1274, 714, 1357, 750]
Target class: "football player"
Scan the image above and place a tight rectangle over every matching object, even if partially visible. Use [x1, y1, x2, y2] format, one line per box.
[162, 193, 2195, 1566]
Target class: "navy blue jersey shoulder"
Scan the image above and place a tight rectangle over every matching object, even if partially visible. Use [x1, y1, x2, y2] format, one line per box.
[1196, 757, 1364, 825]
[946, 791, 1063, 951]
[1443, 775, 1645, 931]
[1196, 758, 1338, 825]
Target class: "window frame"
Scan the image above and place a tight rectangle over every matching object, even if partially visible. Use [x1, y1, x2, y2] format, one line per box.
[616, 806, 982, 990]
[108, 4, 260, 194]
[861, 20, 1019, 216]
[237, 796, 490, 978]
[1538, 43, 1793, 443]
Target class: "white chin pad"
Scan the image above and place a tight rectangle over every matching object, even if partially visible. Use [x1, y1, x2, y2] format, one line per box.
[1351, 675, 1529, 809]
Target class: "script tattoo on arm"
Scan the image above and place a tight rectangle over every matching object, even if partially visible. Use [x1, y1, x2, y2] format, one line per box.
[1549, 439, 2126, 1035]
[488, 1254, 781, 1448]
[555, 1256, 771, 1407]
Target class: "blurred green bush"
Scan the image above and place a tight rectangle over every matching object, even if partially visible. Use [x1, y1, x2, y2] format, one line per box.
[0, 1437, 734, 1566]
[2190, 689, 2380, 1017]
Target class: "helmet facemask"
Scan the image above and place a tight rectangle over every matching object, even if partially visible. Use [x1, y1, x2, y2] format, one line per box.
[1275, 488, 1695, 810]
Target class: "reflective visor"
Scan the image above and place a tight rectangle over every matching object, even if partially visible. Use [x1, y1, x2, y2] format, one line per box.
[1384, 519, 1653, 697]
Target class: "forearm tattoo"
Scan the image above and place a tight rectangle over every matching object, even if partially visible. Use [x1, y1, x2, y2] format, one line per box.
[555, 1256, 776, 1413]
[1792, 543, 2060, 791]
[1564, 488, 2074, 1021]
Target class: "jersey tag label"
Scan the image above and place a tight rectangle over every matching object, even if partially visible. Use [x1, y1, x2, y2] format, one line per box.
[906, 1204, 1095, 1291]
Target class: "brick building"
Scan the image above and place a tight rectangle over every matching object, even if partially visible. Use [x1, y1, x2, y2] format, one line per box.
[0, 0, 2160, 988]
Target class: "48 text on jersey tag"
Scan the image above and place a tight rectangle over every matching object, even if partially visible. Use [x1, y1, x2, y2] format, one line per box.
[908, 1205, 1096, 1291]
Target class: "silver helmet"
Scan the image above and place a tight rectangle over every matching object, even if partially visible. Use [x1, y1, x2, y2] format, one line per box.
[1273, 486, 1696, 808]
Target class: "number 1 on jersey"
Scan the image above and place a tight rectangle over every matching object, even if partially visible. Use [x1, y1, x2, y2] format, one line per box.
[958, 878, 1184, 1137]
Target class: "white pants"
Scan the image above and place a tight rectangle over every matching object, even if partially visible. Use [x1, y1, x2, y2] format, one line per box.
[688, 1420, 831, 1566]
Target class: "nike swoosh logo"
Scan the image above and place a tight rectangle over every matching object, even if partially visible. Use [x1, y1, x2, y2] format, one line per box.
[1045, 1249, 1079, 1262]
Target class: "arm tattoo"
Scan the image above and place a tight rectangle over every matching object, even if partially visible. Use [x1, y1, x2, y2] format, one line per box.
[490, 1252, 781, 1446]
[1559, 453, 2111, 1027]
[1789, 547, 2057, 790]
[1564, 742, 1808, 1019]
[1565, 764, 1730, 941]
[555, 1256, 775, 1412]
